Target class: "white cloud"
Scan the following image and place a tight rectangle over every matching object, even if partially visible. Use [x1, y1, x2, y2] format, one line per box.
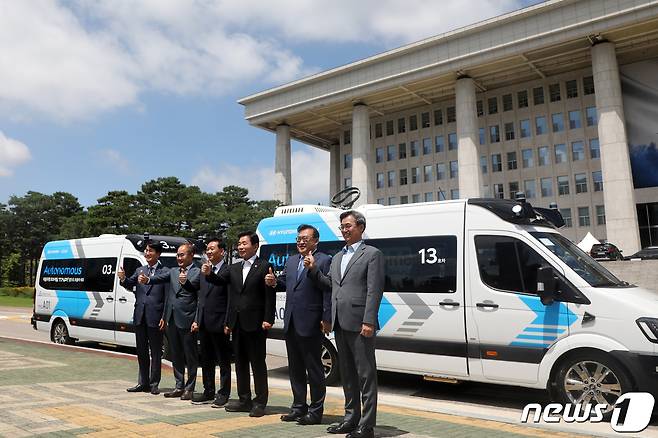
[0, 131, 31, 177]
[192, 147, 329, 204]
[100, 148, 132, 174]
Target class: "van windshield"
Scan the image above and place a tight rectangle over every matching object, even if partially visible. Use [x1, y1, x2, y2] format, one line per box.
[530, 232, 629, 288]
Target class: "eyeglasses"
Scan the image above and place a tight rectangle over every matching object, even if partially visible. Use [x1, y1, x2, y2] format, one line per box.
[296, 237, 312, 243]
[338, 223, 356, 231]
[176, 253, 187, 257]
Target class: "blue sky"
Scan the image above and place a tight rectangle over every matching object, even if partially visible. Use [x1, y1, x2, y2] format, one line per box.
[0, 0, 540, 207]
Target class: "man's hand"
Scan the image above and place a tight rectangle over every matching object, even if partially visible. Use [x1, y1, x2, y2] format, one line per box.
[303, 251, 315, 270]
[224, 326, 231, 335]
[201, 260, 212, 276]
[360, 323, 375, 338]
[118, 266, 126, 282]
[138, 272, 149, 284]
[159, 319, 165, 331]
[179, 269, 187, 285]
[264, 267, 276, 287]
[191, 322, 199, 333]
[262, 321, 272, 330]
[321, 320, 331, 334]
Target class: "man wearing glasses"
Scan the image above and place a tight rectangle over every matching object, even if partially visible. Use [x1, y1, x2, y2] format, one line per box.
[265, 224, 332, 425]
[306, 211, 384, 438]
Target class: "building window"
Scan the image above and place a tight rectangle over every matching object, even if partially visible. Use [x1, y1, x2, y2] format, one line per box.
[377, 197, 385, 205]
[507, 151, 518, 170]
[494, 183, 504, 199]
[504, 122, 515, 141]
[476, 100, 484, 117]
[568, 110, 582, 129]
[480, 155, 488, 174]
[593, 170, 603, 192]
[344, 177, 352, 188]
[549, 83, 561, 102]
[519, 119, 531, 138]
[424, 192, 434, 202]
[517, 90, 528, 108]
[535, 116, 547, 135]
[376, 172, 384, 189]
[561, 208, 572, 227]
[344, 130, 351, 144]
[447, 106, 456, 123]
[399, 168, 408, 186]
[434, 109, 443, 126]
[551, 113, 564, 132]
[375, 123, 383, 138]
[503, 94, 513, 111]
[411, 167, 420, 184]
[450, 189, 460, 200]
[575, 173, 588, 193]
[400, 195, 408, 204]
[448, 133, 458, 150]
[583, 76, 595, 95]
[489, 125, 500, 143]
[492, 154, 502, 172]
[388, 196, 398, 205]
[557, 175, 570, 196]
[538, 146, 550, 166]
[409, 114, 418, 131]
[375, 147, 384, 163]
[509, 181, 519, 199]
[578, 207, 590, 227]
[387, 144, 396, 161]
[566, 80, 578, 98]
[488, 97, 498, 114]
[586, 107, 597, 126]
[386, 120, 394, 136]
[421, 112, 430, 128]
[344, 153, 352, 169]
[410, 140, 418, 157]
[554, 144, 567, 164]
[572, 141, 585, 161]
[436, 163, 446, 180]
[422, 138, 432, 155]
[449, 160, 458, 179]
[435, 135, 445, 153]
[479, 128, 485, 145]
[533, 86, 545, 105]
[541, 177, 553, 197]
[398, 118, 406, 133]
[438, 190, 447, 201]
[524, 179, 537, 199]
[397, 143, 407, 160]
[522, 149, 534, 168]
[423, 165, 433, 182]
[411, 194, 420, 203]
[596, 205, 606, 225]
[387, 170, 396, 188]
[590, 138, 600, 159]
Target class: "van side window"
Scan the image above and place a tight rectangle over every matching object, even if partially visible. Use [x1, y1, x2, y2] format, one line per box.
[122, 258, 142, 279]
[39, 257, 117, 292]
[474, 235, 545, 294]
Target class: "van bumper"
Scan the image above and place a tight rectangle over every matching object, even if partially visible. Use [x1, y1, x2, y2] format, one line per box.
[610, 350, 658, 400]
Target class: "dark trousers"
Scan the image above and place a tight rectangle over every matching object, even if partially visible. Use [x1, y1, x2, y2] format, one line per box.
[233, 319, 268, 407]
[334, 321, 378, 428]
[285, 319, 326, 419]
[167, 317, 198, 392]
[135, 320, 163, 388]
[199, 327, 232, 397]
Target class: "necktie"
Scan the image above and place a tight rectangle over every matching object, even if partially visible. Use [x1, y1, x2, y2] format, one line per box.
[148, 266, 154, 277]
[296, 256, 304, 280]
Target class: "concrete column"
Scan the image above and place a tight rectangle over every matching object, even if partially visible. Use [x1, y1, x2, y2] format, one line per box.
[455, 77, 481, 198]
[329, 143, 341, 199]
[591, 41, 641, 254]
[351, 103, 372, 206]
[274, 124, 292, 205]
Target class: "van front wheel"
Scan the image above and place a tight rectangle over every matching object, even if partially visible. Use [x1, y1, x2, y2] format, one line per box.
[51, 320, 74, 345]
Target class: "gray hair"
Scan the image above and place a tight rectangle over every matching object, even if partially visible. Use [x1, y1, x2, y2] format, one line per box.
[340, 210, 366, 230]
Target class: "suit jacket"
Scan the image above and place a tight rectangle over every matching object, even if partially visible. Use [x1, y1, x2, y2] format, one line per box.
[275, 251, 331, 337]
[151, 265, 201, 330]
[195, 262, 229, 333]
[208, 256, 276, 333]
[121, 262, 169, 328]
[309, 242, 385, 333]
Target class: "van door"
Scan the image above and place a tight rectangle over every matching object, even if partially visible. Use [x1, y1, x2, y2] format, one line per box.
[466, 231, 572, 384]
[114, 255, 142, 347]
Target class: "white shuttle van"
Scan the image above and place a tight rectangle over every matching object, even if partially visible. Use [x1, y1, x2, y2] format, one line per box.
[32, 234, 201, 355]
[257, 198, 658, 408]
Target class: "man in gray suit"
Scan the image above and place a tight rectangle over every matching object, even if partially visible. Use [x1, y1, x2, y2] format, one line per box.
[148, 242, 201, 400]
[306, 210, 384, 438]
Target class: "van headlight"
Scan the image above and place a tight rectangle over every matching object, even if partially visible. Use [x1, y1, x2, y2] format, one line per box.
[636, 318, 658, 343]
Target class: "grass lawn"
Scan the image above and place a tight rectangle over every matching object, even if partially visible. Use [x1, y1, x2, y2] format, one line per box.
[0, 294, 33, 308]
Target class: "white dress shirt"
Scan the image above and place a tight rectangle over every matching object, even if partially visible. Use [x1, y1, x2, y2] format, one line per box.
[340, 240, 363, 278]
[242, 255, 257, 283]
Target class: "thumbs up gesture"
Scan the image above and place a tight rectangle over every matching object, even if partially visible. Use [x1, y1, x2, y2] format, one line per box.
[304, 251, 315, 270]
[179, 268, 187, 285]
[201, 260, 212, 276]
[138, 272, 149, 284]
[118, 266, 126, 282]
[264, 267, 276, 287]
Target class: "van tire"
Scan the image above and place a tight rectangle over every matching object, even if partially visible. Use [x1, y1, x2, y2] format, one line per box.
[321, 338, 340, 386]
[552, 350, 632, 413]
[51, 320, 74, 345]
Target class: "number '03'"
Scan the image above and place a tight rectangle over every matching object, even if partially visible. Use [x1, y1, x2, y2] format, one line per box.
[418, 248, 443, 264]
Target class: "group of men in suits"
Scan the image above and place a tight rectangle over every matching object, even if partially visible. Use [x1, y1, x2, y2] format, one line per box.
[119, 209, 384, 438]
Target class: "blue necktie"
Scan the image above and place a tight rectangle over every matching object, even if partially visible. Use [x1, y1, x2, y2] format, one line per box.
[296, 256, 304, 280]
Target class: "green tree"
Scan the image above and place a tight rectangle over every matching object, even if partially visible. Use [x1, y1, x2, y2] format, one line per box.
[86, 191, 143, 235]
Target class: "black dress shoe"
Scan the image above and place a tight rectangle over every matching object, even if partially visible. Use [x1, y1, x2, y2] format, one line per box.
[126, 384, 149, 393]
[150, 387, 160, 395]
[180, 390, 193, 401]
[211, 394, 229, 408]
[163, 389, 184, 398]
[225, 401, 252, 412]
[327, 422, 356, 434]
[296, 413, 321, 425]
[280, 411, 305, 422]
[249, 405, 266, 417]
[191, 392, 214, 404]
[346, 426, 375, 438]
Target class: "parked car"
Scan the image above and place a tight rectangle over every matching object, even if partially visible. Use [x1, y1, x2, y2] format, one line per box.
[628, 246, 658, 260]
[590, 242, 624, 261]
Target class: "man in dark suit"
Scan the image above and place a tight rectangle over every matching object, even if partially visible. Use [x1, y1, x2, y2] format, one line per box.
[206, 231, 275, 418]
[265, 224, 331, 425]
[307, 210, 384, 438]
[148, 242, 201, 400]
[118, 241, 169, 395]
[191, 237, 231, 408]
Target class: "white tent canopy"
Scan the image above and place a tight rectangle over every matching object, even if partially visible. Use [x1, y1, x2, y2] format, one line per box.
[577, 232, 600, 253]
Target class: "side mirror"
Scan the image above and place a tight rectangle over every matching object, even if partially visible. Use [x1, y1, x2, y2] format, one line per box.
[537, 265, 558, 306]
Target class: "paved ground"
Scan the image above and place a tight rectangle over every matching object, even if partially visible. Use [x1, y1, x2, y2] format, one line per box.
[0, 336, 592, 438]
